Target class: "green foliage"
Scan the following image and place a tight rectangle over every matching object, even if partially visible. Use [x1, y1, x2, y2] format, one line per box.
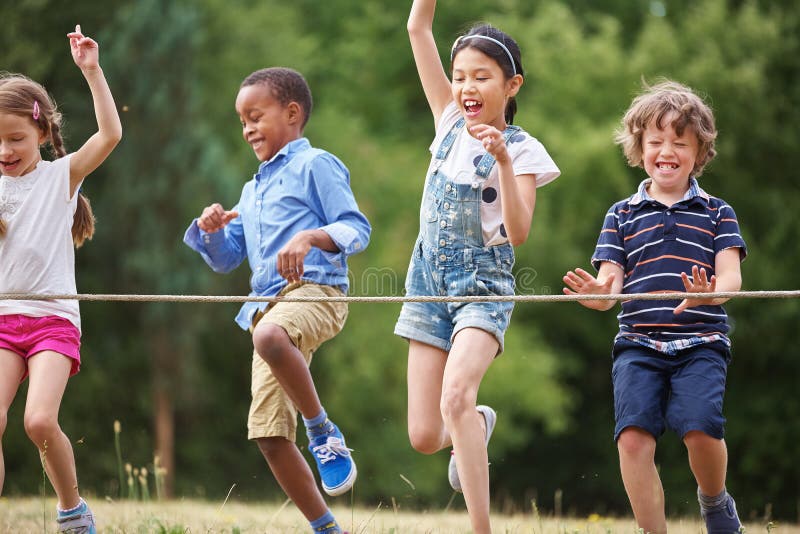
[1, 0, 797, 522]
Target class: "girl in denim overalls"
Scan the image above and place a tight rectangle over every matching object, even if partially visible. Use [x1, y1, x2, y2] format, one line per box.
[395, 2, 560, 532]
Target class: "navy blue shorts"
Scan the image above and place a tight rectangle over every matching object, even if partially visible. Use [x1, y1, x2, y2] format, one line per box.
[611, 339, 730, 441]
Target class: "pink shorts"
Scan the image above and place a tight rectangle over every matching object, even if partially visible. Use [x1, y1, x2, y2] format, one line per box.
[0, 314, 81, 380]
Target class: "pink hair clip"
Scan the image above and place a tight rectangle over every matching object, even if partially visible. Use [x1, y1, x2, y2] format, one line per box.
[32, 101, 40, 121]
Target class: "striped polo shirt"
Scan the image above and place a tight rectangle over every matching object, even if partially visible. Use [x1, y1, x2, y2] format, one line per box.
[592, 178, 747, 355]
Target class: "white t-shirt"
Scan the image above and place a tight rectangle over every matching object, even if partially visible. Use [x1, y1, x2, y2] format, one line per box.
[427, 102, 560, 246]
[0, 155, 82, 330]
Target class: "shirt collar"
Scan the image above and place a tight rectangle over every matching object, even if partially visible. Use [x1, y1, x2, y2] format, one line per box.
[256, 137, 310, 178]
[629, 177, 710, 209]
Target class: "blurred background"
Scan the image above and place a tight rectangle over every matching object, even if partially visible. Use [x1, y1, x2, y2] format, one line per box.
[3, 0, 798, 522]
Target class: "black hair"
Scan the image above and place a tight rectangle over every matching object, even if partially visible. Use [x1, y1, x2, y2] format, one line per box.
[241, 67, 313, 129]
[450, 24, 524, 124]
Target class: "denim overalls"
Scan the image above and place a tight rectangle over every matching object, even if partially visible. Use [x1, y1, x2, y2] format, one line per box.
[394, 117, 518, 354]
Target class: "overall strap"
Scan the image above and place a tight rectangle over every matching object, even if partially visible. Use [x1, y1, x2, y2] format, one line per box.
[475, 125, 521, 178]
[434, 117, 466, 161]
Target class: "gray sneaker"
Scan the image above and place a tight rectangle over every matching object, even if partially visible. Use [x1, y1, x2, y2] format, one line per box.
[448, 405, 497, 492]
[57, 509, 96, 534]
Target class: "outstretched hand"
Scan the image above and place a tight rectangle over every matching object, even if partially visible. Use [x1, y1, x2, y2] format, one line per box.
[562, 267, 617, 310]
[197, 203, 239, 233]
[674, 265, 717, 314]
[563, 268, 615, 296]
[68, 24, 100, 71]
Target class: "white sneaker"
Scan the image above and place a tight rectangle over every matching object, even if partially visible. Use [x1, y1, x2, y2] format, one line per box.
[448, 405, 497, 492]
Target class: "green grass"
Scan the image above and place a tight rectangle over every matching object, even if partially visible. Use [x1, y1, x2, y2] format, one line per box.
[1, 497, 797, 534]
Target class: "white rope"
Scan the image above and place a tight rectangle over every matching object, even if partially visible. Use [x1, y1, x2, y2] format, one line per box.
[1, 290, 798, 304]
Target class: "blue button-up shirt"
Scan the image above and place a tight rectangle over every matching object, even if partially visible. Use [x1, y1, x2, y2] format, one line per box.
[184, 138, 371, 330]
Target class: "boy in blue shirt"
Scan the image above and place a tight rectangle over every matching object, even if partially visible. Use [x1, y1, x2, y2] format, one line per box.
[184, 67, 370, 534]
[563, 81, 745, 534]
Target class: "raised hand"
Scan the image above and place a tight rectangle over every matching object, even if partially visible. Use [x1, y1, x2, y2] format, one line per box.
[674, 265, 717, 314]
[68, 24, 100, 72]
[563, 267, 619, 311]
[198, 203, 239, 233]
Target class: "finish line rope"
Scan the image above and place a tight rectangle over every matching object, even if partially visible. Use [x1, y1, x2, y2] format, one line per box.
[1, 290, 798, 304]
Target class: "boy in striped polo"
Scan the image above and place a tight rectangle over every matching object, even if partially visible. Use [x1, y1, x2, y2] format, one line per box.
[563, 81, 745, 534]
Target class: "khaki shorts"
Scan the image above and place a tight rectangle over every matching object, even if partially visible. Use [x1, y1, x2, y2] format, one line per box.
[247, 282, 348, 441]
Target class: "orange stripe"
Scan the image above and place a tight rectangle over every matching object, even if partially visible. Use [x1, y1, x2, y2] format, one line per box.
[635, 254, 712, 270]
[720, 218, 737, 223]
[601, 228, 617, 234]
[624, 223, 663, 242]
[676, 223, 714, 237]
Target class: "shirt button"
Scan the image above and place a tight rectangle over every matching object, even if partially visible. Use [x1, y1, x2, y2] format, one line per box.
[439, 254, 447, 261]
[445, 184, 452, 192]
[471, 182, 479, 190]
[443, 202, 450, 210]
[439, 239, 446, 246]
[440, 220, 446, 228]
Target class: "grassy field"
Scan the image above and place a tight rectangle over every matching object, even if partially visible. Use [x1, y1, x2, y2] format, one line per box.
[2, 497, 798, 534]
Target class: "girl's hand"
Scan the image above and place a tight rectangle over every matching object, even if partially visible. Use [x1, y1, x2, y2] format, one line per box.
[470, 124, 510, 163]
[674, 265, 717, 314]
[198, 203, 239, 233]
[68, 24, 100, 71]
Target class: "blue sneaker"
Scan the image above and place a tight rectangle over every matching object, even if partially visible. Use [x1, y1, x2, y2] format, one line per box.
[56, 499, 96, 534]
[701, 494, 744, 534]
[309, 424, 357, 496]
[448, 405, 497, 493]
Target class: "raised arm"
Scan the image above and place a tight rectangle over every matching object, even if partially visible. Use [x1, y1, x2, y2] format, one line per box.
[67, 24, 122, 195]
[407, 0, 454, 124]
[673, 248, 742, 314]
[563, 263, 624, 311]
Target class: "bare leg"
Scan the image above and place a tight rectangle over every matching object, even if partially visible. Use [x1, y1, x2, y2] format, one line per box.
[441, 328, 497, 534]
[617, 427, 666, 534]
[684, 430, 727, 496]
[24, 351, 79, 510]
[0, 350, 25, 496]
[256, 437, 329, 522]
[406, 340, 449, 453]
[253, 324, 322, 419]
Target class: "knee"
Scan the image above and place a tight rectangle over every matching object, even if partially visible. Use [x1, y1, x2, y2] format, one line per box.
[408, 425, 441, 455]
[24, 412, 58, 447]
[617, 428, 656, 460]
[439, 386, 473, 426]
[255, 436, 290, 460]
[683, 430, 721, 450]
[252, 324, 292, 366]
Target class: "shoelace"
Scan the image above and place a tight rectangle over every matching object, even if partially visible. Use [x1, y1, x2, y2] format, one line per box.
[312, 436, 353, 464]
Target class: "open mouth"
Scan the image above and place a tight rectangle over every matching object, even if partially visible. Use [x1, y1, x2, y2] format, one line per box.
[0, 159, 21, 173]
[463, 99, 483, 117]
[656, 162, 679, 171]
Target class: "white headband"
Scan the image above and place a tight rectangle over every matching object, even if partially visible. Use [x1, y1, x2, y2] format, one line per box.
[450, 34, 517, 76]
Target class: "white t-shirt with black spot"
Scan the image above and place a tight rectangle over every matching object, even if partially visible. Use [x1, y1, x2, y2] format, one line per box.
[427, 102, 560, 246]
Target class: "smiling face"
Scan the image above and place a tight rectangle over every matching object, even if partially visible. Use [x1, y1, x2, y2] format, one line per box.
[0, 112, 44, 177]
[235, 83, 302, 162]
[451, 47, 521, 132]
[642, 111, 699, 197]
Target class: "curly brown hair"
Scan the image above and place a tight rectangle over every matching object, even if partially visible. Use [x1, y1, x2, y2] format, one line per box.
[615, 80, 717, 177]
